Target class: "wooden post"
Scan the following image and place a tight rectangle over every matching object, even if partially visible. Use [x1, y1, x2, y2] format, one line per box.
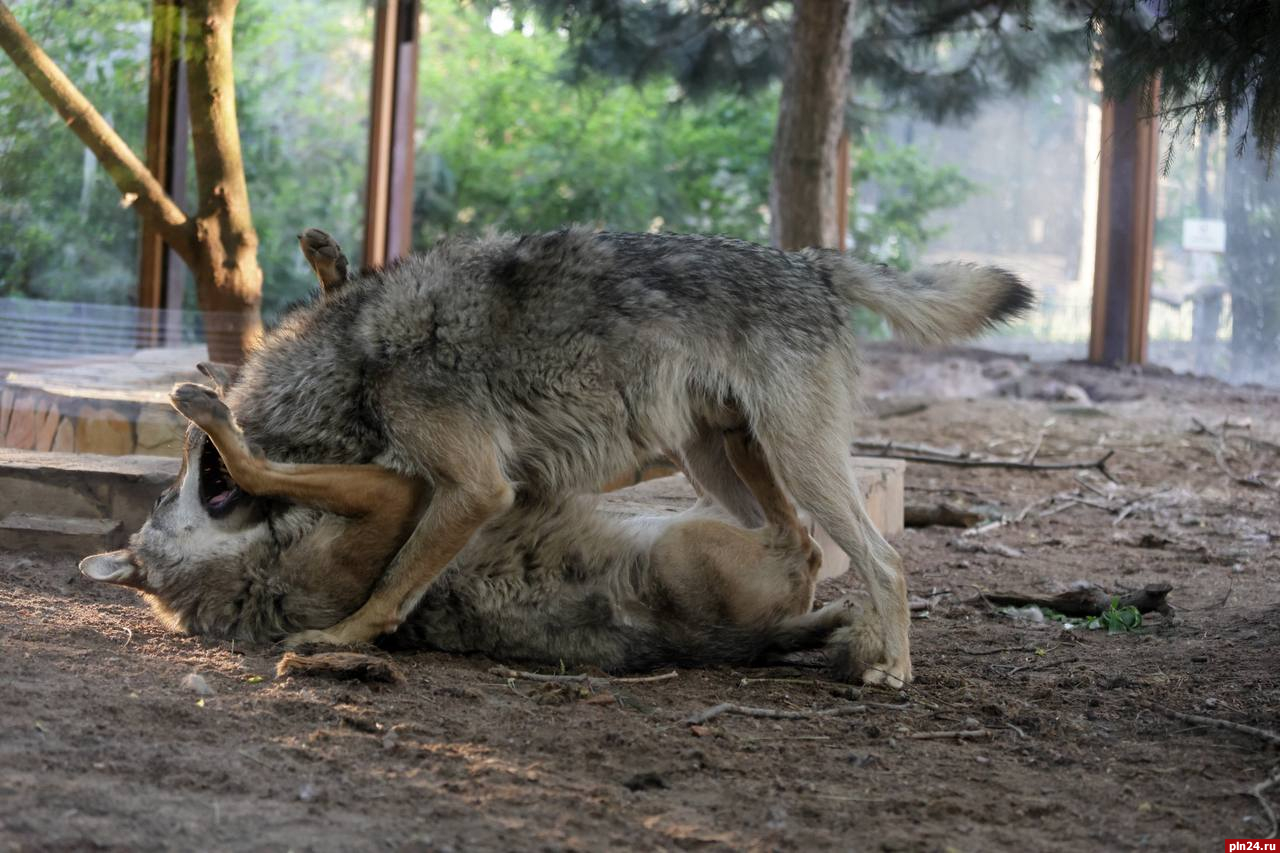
[1089, 79, 1160, 365]
[363, 0, 419, 268]
[835, 129, 850, 251]
[136, 0, 189, 347]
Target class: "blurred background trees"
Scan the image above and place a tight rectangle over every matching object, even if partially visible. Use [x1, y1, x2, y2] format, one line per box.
[0, 0, 1277, 377]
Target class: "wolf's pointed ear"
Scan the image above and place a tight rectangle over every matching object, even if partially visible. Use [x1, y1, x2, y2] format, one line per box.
[80, 550, 148, 590]
[197, 362, 239, 395]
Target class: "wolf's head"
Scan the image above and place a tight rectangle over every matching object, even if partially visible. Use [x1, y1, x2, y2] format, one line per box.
[78, 376, 373, 641]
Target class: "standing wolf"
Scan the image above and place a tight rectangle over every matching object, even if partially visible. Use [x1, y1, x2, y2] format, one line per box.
[124, 229, 1033, 686]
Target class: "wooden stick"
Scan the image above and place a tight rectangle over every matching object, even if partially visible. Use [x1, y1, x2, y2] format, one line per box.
[685, 702, 869, 724]
[1153, 704, 1280, 838]
[982, 583, 1172, 617]
[1152, 705, 1280, 747]
[490, 666, 677, 688]
[860, 448, 1117, 479]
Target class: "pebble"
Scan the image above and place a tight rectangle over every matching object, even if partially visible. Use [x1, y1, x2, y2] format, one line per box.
[181, 673, 214, 696]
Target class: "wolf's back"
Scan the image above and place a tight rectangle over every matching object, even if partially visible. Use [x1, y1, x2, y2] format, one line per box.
[806, 250, 1035, 344]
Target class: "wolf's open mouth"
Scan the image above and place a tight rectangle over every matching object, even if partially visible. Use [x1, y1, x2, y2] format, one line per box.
[198, 437, 244, 518]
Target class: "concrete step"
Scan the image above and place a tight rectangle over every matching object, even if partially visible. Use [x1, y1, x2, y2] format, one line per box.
[0, 512, 126, 556]
[0, 449, 179, 536]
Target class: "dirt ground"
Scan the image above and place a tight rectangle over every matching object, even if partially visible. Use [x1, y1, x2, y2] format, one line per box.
[2, 346, 1278, 852]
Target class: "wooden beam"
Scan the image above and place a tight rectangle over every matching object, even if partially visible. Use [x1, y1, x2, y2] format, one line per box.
[1089, 79, 1160, 365]
[136, 0, 187, 347]
[363, 0, 419, 268]
[835, 129, 850, 251]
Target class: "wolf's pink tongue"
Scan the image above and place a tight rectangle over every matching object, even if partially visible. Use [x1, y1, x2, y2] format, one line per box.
[209, 489, 235, 508]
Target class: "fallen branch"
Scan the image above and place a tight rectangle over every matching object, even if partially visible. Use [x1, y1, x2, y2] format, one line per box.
[950, 539, 1023, 559]
[980, 583, 1173, 617]
[686, 702, 868, 724]
[905, 502, 984, 529]
[854, 439, 970, 459]
[490, 666, 677, 688]
[855, 444, 1116, 480]
[685, 701, 911, 725]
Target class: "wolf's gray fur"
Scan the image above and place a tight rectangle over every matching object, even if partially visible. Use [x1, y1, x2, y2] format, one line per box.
[88, 229, 1031, 684]
[90, 425, 867, 671]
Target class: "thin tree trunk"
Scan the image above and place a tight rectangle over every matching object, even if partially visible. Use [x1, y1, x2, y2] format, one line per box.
[184, 0, 263, 363]
[768, 0, 856, 251]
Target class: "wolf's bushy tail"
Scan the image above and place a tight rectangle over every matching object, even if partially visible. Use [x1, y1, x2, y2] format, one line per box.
[806, 250, 1035, 344]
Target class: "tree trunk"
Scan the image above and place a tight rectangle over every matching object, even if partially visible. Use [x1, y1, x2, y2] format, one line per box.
[1224, 139, 1280, 383]
[768, 0, 856, 251]
[184, 0, 263, 363]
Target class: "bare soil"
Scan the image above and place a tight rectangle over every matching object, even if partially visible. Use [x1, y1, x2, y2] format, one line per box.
[2, 347, 1278, 852]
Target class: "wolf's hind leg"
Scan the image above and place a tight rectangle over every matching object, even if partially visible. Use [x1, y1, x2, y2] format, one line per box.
[678, 427, 765, 527]
[754, 394, 911, 687]
[297, 228, 350, 295]
[722, 428, 822, 580]
[169, 382, 421, 520]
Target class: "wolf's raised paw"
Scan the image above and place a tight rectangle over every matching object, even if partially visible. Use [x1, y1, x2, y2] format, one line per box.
[298, 228, 349, 291]
[170, 382, 231, 428]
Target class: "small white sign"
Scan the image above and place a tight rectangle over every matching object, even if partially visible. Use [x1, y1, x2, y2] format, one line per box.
[1182, 218, 1226, 253]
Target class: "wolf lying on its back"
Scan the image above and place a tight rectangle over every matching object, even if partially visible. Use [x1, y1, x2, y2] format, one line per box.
[82, 372, 875, 672]
[84, 228, 1031, 685]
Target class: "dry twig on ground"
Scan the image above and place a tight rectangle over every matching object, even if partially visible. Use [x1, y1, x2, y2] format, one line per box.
[855, 442, 1116, 479]
[685, 700, 912, 725]
[907, 729, 992, 740]
[490, 666, 677, 689]
[1152, 704, 1280, 838]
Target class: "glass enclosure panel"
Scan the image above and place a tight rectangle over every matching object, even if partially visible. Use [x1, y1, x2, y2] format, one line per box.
[0, 0, 150, 309]
[1151, 127, 1278, 387]
[412, 0, 778, 250]
[230, 0, 373, 320]
[863, 62, 1099, 362]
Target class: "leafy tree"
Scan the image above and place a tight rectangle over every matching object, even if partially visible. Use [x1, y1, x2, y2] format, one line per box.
[414, 0, 973, 271]
[510, 0, 1086, 248]
[0, 0, 150, 304]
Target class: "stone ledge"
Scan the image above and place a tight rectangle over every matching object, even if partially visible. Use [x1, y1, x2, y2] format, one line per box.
[0, 513, 126, 555]
[0, 449, 180, 535]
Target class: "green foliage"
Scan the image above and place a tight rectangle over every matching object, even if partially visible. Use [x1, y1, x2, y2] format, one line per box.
[414, 1, 777, 245]
[415, 1, 975, 266]
[1017, 598, 1144, 633]
[1092, 0, 1280, 166]
[0, 0, 151, 303]
[230, 0, 372, 318]
[847, 136, 975, 270]
[0, 0, 371, 317]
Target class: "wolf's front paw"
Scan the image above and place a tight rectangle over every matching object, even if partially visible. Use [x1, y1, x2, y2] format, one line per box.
[284, 612, 394, 649]
[170, 382, 231, 428]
